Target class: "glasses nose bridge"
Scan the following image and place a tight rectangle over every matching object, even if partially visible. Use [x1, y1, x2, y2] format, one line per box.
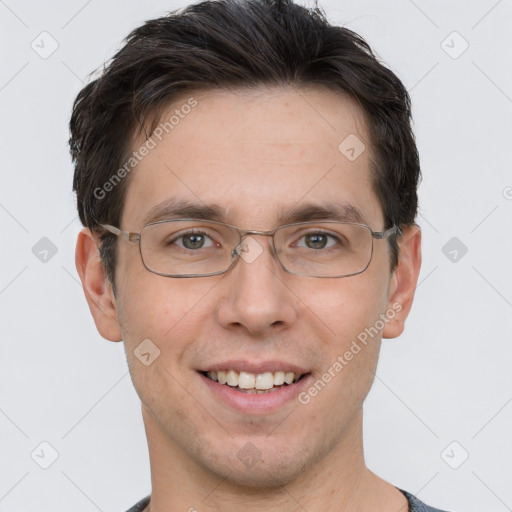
[232, 227, 279, 260]
[238, 227, 277, 240]
[240, 227, 281, 250]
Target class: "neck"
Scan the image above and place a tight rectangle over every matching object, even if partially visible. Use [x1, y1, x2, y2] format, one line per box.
[141, 406, 406, 512]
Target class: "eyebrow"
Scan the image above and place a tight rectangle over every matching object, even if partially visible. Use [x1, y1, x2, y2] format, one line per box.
[142, 198, 226, 225]
[141, 197, 369, 226]
[277, 202, 368, 225]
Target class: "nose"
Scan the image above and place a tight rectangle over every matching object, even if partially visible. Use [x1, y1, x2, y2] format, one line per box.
[215, 235, 298, 336]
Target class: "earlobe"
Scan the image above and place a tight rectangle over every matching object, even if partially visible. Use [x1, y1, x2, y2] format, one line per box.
[382, 225, 422, 339]
[75, 228, 123, 342]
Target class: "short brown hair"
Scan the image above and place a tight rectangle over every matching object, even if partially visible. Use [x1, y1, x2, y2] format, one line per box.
[69, 0, 421, 297]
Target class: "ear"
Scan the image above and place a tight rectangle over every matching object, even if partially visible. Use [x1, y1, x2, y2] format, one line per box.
[75, 228, 122, 342]
[382, 224, 422, 339]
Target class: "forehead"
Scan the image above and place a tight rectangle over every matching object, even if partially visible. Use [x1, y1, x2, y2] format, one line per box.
[121, 86, 383, 230]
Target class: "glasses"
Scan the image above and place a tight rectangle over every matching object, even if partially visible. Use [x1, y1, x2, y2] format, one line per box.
[100, 218, 401, 278]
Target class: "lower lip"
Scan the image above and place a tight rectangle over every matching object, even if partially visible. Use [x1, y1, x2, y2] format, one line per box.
[198, 372, 312, 414]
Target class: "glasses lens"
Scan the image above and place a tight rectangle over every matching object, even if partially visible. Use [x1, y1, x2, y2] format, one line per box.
[139, 220, 373, 277]
[275, 222, 372, 277]
[140, 220, 239, 276]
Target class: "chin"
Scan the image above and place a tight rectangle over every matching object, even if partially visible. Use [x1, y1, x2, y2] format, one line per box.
[199, 444, 311, 489]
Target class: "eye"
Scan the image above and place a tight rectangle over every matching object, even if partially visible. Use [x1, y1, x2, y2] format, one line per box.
[297, 232, 339, 250]
[171, 231, 217, 250]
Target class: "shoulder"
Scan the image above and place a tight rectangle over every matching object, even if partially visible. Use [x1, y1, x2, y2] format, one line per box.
[124, 495, 150, 512]
[399, 488, 453, 512]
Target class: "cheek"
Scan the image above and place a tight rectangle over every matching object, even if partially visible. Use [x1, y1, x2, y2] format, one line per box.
[294, 272, 387, 403]
[295, 270, 390, 343]
[116, 270, 219, 368]
[115, 279, 209, 417]
[299, 308, 383, 437]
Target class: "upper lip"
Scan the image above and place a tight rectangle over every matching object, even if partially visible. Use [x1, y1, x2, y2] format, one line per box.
[199, 360, 310, 375]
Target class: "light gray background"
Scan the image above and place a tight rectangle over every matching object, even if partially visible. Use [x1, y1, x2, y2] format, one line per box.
[1, 0, 511, 511]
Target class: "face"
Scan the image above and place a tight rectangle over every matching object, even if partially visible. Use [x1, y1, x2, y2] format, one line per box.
[79, 86, 420, 488]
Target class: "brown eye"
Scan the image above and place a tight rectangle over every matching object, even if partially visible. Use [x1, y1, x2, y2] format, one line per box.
[181, 233, 206, 249]
[167, 231, 216, 250]
[304, 233, 328, 249]
[296, 231, 339, 250]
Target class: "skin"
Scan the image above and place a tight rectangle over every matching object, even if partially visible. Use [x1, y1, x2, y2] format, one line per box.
[76, 86, 421, 512]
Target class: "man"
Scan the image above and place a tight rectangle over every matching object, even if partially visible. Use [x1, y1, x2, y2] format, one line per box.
[70, 0, 449, 510]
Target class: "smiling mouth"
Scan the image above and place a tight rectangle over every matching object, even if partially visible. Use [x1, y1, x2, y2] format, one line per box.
[200, 370, 308, 394]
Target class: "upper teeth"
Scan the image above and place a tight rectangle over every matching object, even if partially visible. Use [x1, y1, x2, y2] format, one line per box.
[206, 370, 300, 390]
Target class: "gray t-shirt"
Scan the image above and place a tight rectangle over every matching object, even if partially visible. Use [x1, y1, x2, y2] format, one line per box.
[124, 488, 452, 511]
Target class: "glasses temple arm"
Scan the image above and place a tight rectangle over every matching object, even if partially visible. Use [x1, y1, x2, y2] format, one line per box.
[373, 225, 403, 239]
[100, 224, 140, 242]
